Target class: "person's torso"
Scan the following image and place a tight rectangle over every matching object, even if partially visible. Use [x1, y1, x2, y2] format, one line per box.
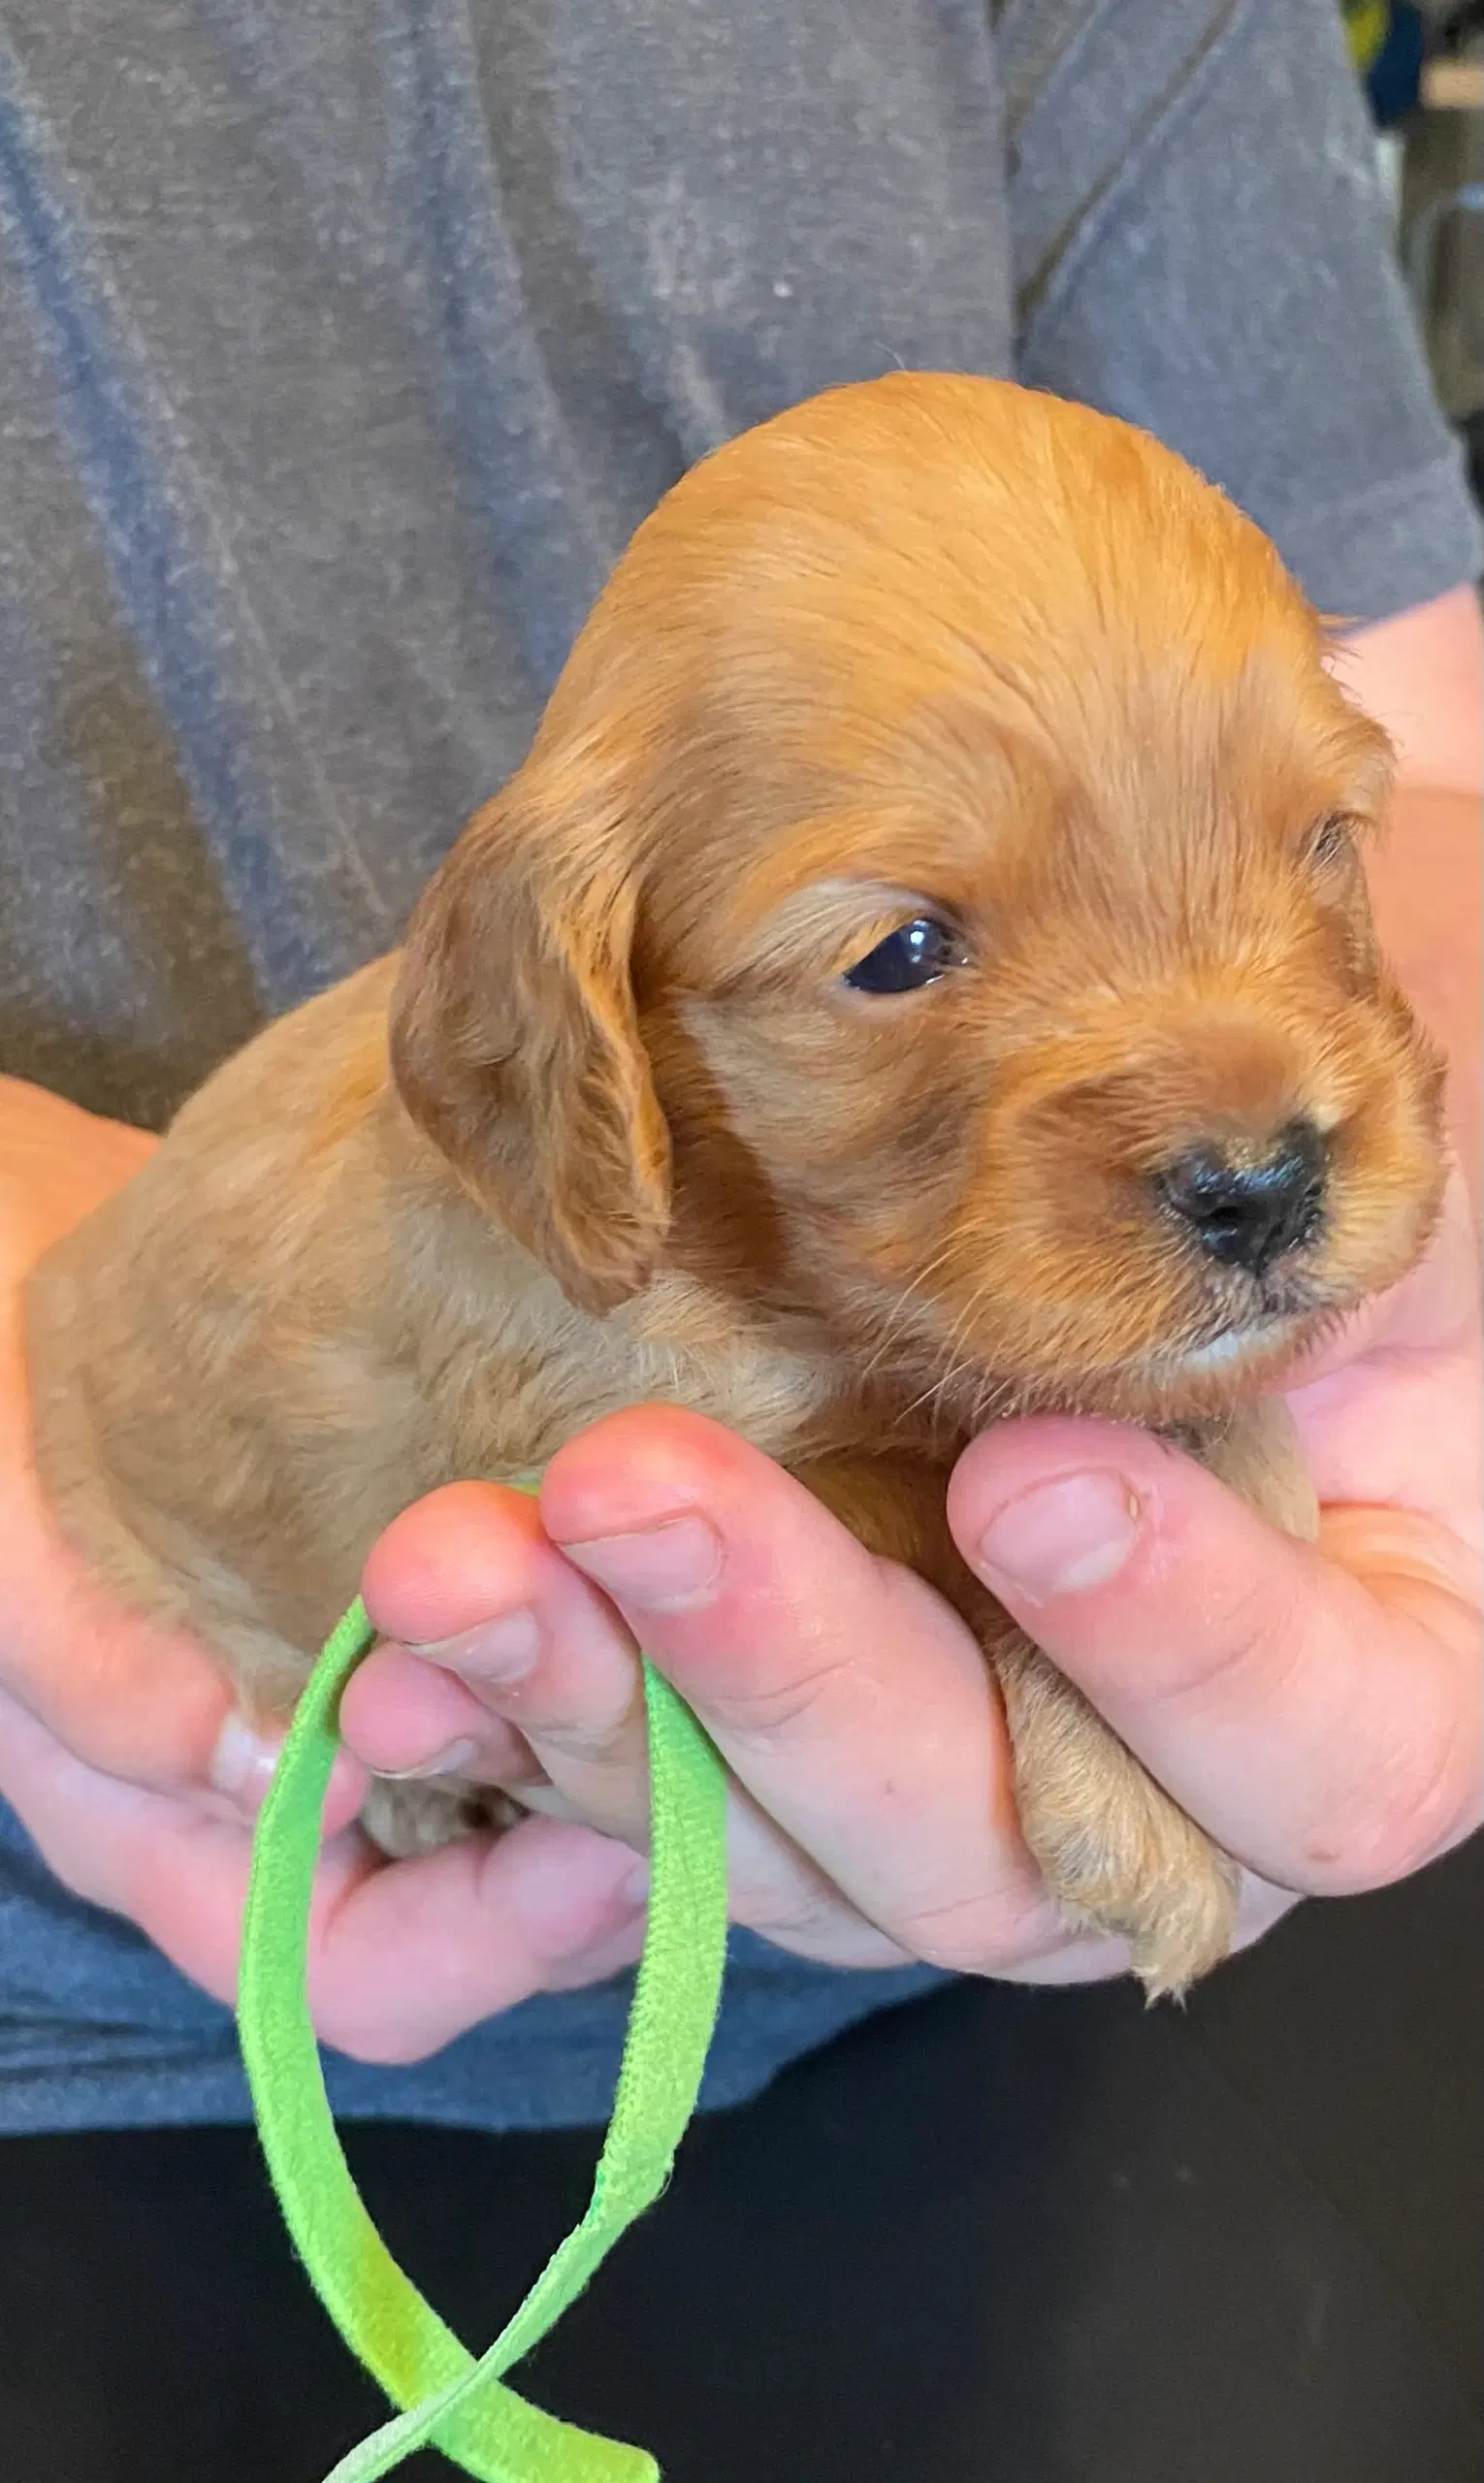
[0, 0, 1016, 1125]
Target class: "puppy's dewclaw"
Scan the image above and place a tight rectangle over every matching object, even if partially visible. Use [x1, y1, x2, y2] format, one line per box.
[24, 373, 1446, 1992]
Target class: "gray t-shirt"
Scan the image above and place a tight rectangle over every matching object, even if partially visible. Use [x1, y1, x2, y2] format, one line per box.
[0, 0, 1478, 2136]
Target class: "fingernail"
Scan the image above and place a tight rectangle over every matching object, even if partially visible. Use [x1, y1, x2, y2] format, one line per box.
[561, 1515, 721, 1611]
[378, 1735, 482, 1783]
[210, 1712, 283, 1817]
[408, 1609, 541, 1684]
[977, 1472, 1142, 1599]
[621, 1857, 651, 1909]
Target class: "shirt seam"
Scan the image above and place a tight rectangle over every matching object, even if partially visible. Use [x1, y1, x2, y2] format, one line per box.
[1018, 0, 1295, 350]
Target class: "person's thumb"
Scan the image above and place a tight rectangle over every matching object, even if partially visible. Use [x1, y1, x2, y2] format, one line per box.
[946, 1415, 1480, 1895]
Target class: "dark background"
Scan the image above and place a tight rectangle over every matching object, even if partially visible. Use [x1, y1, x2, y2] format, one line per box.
[2, 1826, 1480, 2483]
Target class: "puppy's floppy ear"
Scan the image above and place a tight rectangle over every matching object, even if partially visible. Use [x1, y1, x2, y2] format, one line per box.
[389, 774, 670, 1316]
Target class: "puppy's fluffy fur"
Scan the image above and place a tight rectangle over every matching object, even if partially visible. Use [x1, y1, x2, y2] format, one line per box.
[25, 376, 1444, 1993]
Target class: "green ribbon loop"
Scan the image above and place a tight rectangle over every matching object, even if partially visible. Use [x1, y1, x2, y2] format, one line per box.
[238, 1589, 728, 2483]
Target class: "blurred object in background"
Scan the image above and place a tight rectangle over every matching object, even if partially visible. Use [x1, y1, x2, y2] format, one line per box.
[1347, 1, 1484, 507]
[1432, 2, 1484, 58]
[1405, 171, 1484, 403]
[1344, 0, 1429, 124]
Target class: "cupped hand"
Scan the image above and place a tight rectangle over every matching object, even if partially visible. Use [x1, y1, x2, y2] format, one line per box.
[9, 1070, 1475, 2070]
[0, 1078, 654, 2065]
[348, 1169, 1482, 1999]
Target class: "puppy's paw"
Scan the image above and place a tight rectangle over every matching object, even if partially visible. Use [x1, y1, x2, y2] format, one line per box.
[1021, 1775, 1239, 2000]
[996, 1637, 1238, 1998]
[359, 1775, 523, 1859]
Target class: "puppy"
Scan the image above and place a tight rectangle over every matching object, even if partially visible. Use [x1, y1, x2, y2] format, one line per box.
[24, 374, 1445, 1995]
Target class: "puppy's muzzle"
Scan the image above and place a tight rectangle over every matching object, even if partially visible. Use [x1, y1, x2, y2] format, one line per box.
[1156, 1119, 1328, 1278]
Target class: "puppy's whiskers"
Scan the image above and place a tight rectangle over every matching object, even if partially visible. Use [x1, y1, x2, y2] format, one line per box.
[889, 1274, 1006, 1438]
[856, 1239, 968, 1391]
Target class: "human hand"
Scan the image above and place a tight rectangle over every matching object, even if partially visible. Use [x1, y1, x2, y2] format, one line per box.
[1341, 586, 1482, 1211]
[347, 1170, 1482, 1999]
[0, 1078, 655, 2062]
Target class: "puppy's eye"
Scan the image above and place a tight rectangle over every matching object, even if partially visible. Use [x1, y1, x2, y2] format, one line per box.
[843, 916, 969, 995]
[1307, 814, 1354, 870]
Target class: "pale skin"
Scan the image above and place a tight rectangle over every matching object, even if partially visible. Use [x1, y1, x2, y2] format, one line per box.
[0, 586, 1478, 2065]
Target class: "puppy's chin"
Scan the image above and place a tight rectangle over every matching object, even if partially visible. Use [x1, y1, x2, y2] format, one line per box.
[944, 1309, 1326, 1431]
[1105, 1306, 1337, 1424]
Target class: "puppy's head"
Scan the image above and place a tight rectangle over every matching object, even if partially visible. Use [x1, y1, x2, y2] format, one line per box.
[392, 375, 1444, 1422]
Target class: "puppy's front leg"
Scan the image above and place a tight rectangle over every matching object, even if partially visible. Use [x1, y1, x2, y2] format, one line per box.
[992, 1395, 1318, 1997]
[991, 1637, 1239, 1998]
[800, 1404, 1313, 1999]
[790, 1450, 1236, 1994]
[1187, 1391, 1319, 1543]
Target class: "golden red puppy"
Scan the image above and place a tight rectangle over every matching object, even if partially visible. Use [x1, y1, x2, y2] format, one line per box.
[25, 375, 1444, 1993]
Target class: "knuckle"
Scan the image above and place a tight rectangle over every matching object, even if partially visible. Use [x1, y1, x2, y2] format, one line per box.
[706, 1652, 854, 1742]
[534, 1702, 641, 1771]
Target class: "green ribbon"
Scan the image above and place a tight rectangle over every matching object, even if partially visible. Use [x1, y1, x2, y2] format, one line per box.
[238, 1578, 728, 2482]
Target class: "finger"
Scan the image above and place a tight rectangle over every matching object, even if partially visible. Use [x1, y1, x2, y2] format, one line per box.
[303, 1813, 650, 2063]
[948, 1418, 1483, 1895]
[0, 1681, 650, 2062]
[338, 1642, 547, 1791]
[356, 1483, 652, 1837]
[358, 1481, 924, 1964]
[535, 1408, 1074, 1976]
[1285, 1170, 1483, 1530]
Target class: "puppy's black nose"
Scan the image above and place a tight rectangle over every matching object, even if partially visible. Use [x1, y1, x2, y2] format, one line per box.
[1157, 1121, 1327, 1276]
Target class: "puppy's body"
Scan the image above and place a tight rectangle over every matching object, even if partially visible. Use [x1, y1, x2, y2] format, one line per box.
[26, 957, 990, 1861]
[28, 954, 887, 1689]
[25, 376, 1444, 1987]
